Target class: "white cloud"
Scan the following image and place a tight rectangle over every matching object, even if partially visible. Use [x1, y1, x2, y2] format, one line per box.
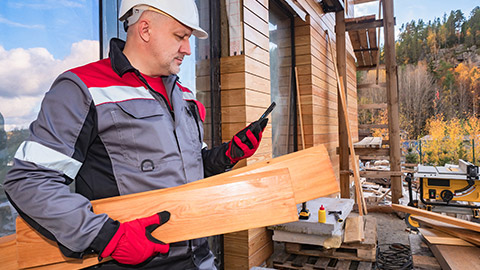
[0, 40, 99, 131]
[0, 16, 44, 29]
[10, 0, 85, 10]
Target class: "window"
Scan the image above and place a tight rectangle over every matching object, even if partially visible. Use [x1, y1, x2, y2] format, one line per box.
[0, 0, 100, 237]
[269, 0, 296, 157]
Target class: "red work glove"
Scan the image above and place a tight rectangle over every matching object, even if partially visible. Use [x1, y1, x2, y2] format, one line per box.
[100, 211, 170, 265]
[226, 118, 268, 164]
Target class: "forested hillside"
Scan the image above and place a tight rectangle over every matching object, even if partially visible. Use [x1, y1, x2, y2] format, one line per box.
[358, 7, 480, 165]
[360, 6, 480, 140]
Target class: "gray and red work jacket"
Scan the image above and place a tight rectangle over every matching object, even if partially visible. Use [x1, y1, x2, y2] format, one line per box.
[4, 38, 232, 269]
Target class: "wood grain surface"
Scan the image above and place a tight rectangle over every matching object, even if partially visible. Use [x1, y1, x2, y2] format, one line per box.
[392, 204, 480, 233]
[412, 215, 480, 246]
[0, 234, 18, 270]
[15, 145, 338, 269]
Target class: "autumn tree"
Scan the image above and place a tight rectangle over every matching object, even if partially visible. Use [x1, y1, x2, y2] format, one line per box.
[398, 62, 436, 139]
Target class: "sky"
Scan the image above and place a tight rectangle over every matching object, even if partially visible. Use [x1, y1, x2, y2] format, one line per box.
[0, 0, 100, 131]
[0, 0, 479, 131]
[355, 0, 480, 40]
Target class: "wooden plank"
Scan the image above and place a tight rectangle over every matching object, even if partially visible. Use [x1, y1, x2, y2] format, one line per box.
[335, 9, 351, 200]
[367, 27, 378, 64]
[17, 145, 339, 269]
[292, 255, 308, 267]
[295, 67, 306, 150]
[354, 137, 382, 148]
[18, 169, 296, 269]
[346, 19, 385, 32]
[392, 204, 480, 233]
[429, 244, 480, 270]
[244, 40, 269, 65]
[244, 0, 268, 23]
[412, 255, 442, 270]
[412, 216, 480, 246]
[342, 216, 377, 249]
[248, 239, 274, 268]
[344, 216, 365, 243]
[360, 170, 404, 178]
[383, 0, 402, 204]
[357, 29, 372, 66]
[0, 234, 18, 270]
[338, 147, 390, 156]
[244, 23, 269, 51]
[345, 15, 376, 24]
[335, 260, 351, 269]
[243, 6, 269, 35]
[418, 228, 474, 246]
[348, 30, 364, 66]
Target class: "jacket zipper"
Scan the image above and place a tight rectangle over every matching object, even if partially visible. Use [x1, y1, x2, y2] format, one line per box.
[134, 70, 175, 120]
[134, 71, 193, 252]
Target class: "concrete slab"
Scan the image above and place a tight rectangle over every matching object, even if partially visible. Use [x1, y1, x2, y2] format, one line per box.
[268, 197, 354, 235]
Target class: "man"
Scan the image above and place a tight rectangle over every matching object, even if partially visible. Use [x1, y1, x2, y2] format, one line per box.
[4, 0, 267, 269]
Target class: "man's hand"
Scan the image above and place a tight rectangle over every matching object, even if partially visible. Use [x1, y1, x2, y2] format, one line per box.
[226, 118, 268, 164]
[100, 211, 170, 265]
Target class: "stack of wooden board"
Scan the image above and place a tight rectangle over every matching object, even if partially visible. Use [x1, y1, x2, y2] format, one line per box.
[361, 182, 391, 204]
[1, 145, 339, 270]
[392, 204, 480, 270]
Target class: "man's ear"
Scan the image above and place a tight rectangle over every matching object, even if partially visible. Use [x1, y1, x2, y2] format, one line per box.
[138, 20, 151, 42]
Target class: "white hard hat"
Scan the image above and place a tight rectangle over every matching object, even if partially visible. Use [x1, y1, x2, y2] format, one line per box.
[119, 0, 208, 39]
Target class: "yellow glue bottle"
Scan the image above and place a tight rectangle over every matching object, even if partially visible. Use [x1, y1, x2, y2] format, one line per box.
[318, 205, 326, 223]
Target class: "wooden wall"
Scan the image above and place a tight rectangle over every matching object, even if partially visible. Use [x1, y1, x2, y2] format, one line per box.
[220, 0, 358, 269]
[222, 1, 273, 269]
[221, 0, 273, 167]
[292, 0, 358, 178]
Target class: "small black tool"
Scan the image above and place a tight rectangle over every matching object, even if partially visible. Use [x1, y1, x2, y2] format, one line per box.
[259, 102, 276, 120]
[298, 202, 311, 220]
[328, 211, 343, 223]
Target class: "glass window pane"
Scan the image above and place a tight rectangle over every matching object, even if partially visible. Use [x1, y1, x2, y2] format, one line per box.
[269, 1, 294, 157]
[0, 0, 100, 237]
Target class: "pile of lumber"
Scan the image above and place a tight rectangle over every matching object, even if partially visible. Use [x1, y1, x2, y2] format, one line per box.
[361, 182, 391, 204]
[393, 204, 480, 270]
[0, 145, 339, 270]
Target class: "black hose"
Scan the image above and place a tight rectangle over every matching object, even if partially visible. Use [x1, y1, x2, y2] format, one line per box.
[375, 243, 413, 270]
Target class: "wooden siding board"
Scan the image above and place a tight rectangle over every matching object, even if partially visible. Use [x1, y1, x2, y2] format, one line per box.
[243, 6, 269, 35]
[244, 23, 269, 51]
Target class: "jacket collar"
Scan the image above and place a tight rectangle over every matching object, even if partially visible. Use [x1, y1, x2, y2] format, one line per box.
[109, 38, 136, 77]
[108, 38, 178, 84]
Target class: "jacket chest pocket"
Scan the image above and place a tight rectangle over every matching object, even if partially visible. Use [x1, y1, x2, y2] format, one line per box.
[109, 100, 177, 166]
[183, 104, 204, 149]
